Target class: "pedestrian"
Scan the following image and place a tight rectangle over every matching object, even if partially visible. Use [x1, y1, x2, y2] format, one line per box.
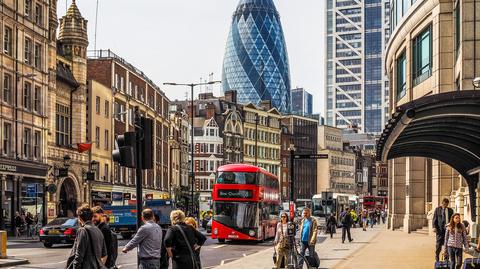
[273, 212, 290, 269]
[185, 217, 203, 268]
[433, 198, 454, 262]
[122, 209, 162, 269]
[369, 211, 375, 228]
[326, 213, 337, 239]
[25, 212, 34, 238]
[444, 213, 468, 269]
[14, 211, 24, 237]
[361, 210, 367, 231]
[381, 210, 386, 224]
[65, 204, 107, 269]
[297, 208, 318, 268]
[164, 210, 206, 269]
[349, 209, 357, 228]
[92, 206, 117, 269]
[340, 208, 353, 244]
[154, 215, 169, 269]
[463, 220, 470, 236]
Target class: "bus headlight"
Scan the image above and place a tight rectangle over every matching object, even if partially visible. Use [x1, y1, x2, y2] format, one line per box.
[213, 228, 218, 235]
[248, 230, 256, 237]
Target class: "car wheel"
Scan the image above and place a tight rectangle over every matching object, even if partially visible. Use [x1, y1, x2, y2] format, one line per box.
[43, 242, 53, 248]
[218, 238, 225, 243]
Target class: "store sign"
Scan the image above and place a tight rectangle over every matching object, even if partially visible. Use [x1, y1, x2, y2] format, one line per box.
[123, 193, 131, 200]
[0, 164, 16, 172]
[217, 189, 253, 199]
[112, 192, 123, 201]
[0, 160, 48, 176]
[91, 191, 112, 201]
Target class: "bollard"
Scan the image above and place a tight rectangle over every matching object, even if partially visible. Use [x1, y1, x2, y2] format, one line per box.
[0, 230, 6, 258]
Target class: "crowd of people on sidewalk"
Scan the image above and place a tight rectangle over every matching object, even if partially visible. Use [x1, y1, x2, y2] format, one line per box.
[64, 204, 206, 269]
[14, 211, 40, 238]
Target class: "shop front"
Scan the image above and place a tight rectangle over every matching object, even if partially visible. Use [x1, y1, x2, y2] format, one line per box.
[0, 158, 48, 235]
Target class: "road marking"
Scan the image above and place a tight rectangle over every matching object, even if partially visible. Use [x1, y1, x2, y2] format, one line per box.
[212, 244, 227, 249]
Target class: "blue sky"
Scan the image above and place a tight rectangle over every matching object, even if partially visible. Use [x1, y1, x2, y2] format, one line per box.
[60, 0, 325, 114]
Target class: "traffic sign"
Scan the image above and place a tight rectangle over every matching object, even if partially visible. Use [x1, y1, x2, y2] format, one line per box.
[293, 154, 329, 159]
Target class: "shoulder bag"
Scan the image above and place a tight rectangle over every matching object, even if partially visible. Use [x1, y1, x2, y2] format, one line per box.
[175, 224, 200, 269]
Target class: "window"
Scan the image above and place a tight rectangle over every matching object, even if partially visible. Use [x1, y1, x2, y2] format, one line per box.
[3, 123, 12, 155]
[34, 131, 40, 159]
[105, 100, 109, 117]
[104, 130, 109, 150]
[24, 38, 32, 64]
[3, 74, 12, 103]
[95, 96, 100, 114]
[396, 52, 406, 100]
[24, 82, 31, 110]
[34, 43, 41, 68]
[209, 144, 215, 153]
[4, 27, 12, 55]
[23, 128, 31, 159]
[104, 164, 109, 181]
[56, 103, 70, 146]
[25, 0, 32, 17]
[455, 1, 461, 56]
[35, 4, 43, 25]
[34, 86, 41, 113]
[95, 127, 100, 148]
[412, 26, 432, 86]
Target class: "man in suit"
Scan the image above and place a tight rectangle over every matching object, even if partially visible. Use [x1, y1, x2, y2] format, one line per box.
[433, 198, 454, 262]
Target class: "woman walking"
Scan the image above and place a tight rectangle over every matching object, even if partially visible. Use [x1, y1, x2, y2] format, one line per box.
[273, 212, 290, 269]
[444, 213, 468, 269]
[185, 217, 202, 268]
[326, 213, 337, 238]
[165, 210, 207, 269]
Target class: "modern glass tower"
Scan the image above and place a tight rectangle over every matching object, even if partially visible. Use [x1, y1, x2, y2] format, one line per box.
[222, 0, 291, 113]
[325, 0, 390, 134]
[291, 87, 313, 116]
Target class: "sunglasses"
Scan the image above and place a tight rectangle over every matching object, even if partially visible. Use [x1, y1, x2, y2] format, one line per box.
[281, 216, 287, 218]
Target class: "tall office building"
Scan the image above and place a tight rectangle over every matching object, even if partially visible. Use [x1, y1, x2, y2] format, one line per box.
[222, 0, 291, 113]
[291, 87, 313, 116]
[325, 0, 390, 134]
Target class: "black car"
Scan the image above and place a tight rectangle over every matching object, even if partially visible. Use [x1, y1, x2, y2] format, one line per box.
[39, 217, 79, 248]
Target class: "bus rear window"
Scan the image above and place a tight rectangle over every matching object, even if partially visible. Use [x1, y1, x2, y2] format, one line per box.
[216, 172, 257, 184]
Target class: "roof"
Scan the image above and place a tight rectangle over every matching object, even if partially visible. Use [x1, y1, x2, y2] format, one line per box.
[376, 90, 480, 219]
[56, 63, 79, 88]
[217, 164, 277, 178]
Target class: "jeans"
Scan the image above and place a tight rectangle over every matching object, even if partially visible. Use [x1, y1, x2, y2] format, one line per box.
[298, 242, 315, 268]
[435, 231, 446, 261]
[448, 247, 463, 269]
[139, 259, 161, 269]
[274, 245, 290, 269]
[342, 226, 352, 243]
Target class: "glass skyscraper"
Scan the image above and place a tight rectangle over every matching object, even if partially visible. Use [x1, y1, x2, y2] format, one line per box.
[222, 0, 291, 113]
[291, 87, 313, 116]
[325, 0, 390, 134]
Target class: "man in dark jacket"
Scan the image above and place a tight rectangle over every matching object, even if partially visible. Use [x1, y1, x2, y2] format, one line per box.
[92, 206, 117, 269]
[66, 204, 107, 269]
[433, 198, 454, 262]
[340, 208, 353, 244]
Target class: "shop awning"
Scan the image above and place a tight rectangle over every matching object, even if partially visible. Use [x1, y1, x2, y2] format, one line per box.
[376, 90, 480, 220]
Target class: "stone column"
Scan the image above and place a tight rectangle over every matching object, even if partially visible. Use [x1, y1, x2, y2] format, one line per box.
[389, 157, 406, 230]
[403, 157, 427, 233]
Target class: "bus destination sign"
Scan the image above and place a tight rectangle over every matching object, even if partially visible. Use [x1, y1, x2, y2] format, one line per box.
[218, 189, 253, 199]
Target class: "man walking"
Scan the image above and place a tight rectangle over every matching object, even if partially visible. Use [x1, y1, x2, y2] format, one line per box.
[433, 198, 454, 262]
[66, 204, 107, 269]
[340, 208, 353, 244]
[122, 209, 162, 269]
[298, 208, 318, 268]
[92, 206, 117, 269]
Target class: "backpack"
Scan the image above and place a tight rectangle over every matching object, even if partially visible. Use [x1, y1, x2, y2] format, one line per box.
[340, 212, 349, 225]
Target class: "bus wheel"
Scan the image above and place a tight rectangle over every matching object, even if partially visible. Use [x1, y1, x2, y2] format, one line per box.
[218, 238, 225, 243]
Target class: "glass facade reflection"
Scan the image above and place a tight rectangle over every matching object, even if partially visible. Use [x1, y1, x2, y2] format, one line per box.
[222, 0, 291, 113]
[291, 87, 313, 116]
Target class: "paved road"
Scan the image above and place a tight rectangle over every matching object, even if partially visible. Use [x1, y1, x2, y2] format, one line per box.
[7, 233, 274, 269]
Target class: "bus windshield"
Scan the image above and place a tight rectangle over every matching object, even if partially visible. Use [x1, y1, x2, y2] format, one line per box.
[216, 172, 257, 185]
[312, 198, 334, 217]
[214, 201, 257, 229]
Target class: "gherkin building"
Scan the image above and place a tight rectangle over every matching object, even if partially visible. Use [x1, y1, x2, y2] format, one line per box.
[222, 0, 291, 113]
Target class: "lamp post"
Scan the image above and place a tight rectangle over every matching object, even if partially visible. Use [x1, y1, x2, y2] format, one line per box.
[163, 80, 221, 216]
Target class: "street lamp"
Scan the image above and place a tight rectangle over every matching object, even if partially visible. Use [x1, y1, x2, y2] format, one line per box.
[473, 77, 480, 90]
[163, 80, 222, 217]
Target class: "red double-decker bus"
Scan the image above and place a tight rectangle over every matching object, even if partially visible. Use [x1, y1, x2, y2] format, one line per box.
[362, 196, 388, 211]
[211, 164, 280, 242]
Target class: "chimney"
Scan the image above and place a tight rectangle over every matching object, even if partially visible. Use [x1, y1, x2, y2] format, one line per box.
[225, 90, 237, 103]
[206, 103, 216, 119]
[187, 104, 196, 118]
[260, 100, 272, 110]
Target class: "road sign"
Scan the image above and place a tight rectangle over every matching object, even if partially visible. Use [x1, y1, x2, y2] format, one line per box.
[293, 154, 329, 159]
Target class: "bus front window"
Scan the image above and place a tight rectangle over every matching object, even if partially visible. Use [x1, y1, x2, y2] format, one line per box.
[214, 202, 257, 229]
[216, 172, 257, 185]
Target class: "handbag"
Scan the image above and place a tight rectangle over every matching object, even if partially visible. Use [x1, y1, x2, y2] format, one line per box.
[175, 224, 201, 269]
[277, 224, 288, 250]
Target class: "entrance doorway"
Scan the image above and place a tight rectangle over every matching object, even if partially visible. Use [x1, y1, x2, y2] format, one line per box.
[58, 178, 77, 218]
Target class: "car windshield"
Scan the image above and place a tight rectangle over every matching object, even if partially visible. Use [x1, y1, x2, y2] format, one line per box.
[216, 172, 257, 185]
[47, 218, 77, 227]
[214, 202, 257, 229]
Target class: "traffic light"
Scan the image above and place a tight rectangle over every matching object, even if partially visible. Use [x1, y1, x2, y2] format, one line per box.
[112, 132, 136, 168]
[140, 117, 153, 169]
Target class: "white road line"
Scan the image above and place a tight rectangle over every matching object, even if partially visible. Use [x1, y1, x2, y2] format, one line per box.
[212, 244, 227, 249]
[220, 260, 225, 265]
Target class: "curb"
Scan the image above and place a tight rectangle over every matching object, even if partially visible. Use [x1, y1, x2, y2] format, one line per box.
[0, 258, 29, 268]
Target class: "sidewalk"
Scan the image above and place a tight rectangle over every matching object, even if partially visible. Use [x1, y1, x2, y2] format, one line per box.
[213, 224, 384, 269]
[0, 258, 29, 267]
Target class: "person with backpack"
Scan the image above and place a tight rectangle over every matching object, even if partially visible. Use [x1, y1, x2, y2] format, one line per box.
[297, 208, 319, 268]
[340, 208, 353, 244]
[444, 213, 468, 269]
[326, 213, 337, 239]
[122, 209, 162, 269]
[92, 206, 117, 269]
